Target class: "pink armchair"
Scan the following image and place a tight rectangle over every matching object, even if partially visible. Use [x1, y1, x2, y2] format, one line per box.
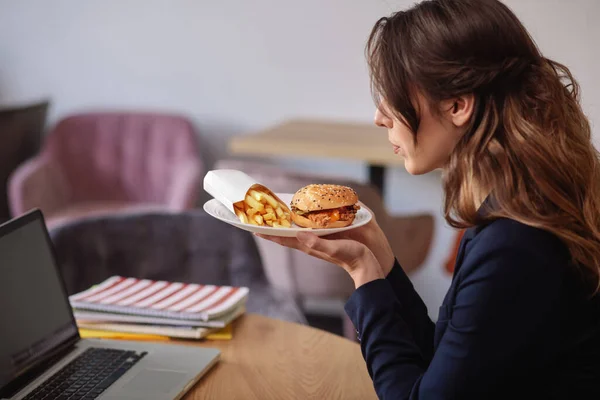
[8, 112, 204, 228]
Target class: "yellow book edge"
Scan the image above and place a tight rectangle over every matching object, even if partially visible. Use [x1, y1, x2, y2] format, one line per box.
[79, 323, 233, 341]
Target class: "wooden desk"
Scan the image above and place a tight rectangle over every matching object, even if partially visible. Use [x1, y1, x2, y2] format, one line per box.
[228, 119, 404, 194]
[182, 314, 377, 400]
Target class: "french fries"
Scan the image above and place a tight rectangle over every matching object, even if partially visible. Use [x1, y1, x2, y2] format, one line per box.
[235, 208, 249, 224]
[244, 195, 264, 212]
[234, 187, 292, 228]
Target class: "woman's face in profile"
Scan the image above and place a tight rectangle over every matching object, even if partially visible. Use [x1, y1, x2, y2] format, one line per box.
[374, 93, 466, 175]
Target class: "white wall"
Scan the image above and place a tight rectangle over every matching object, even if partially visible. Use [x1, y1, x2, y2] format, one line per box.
[1, 0, 598, 320]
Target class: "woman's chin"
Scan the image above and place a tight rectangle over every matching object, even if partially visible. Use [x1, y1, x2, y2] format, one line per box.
[404, 159, 433, 175]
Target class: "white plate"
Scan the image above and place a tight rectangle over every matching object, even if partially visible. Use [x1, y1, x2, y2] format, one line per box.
[203, 193, 372, 237]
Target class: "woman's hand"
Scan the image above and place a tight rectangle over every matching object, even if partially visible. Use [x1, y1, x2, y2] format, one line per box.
[331, 213, 396, 276]
[256, 230, 385, 288]
[256, 206, 396, 287]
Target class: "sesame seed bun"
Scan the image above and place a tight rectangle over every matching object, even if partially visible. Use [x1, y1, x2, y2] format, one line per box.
[290, 184, 358, 212]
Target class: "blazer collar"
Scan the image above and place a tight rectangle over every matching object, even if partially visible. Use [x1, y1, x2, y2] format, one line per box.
[463, 194, 496, 240]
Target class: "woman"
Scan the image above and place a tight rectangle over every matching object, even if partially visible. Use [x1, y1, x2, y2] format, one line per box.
[259, 0, 600, 398]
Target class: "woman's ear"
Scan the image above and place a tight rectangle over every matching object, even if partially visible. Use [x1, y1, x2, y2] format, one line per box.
[448, 94, 475, 127]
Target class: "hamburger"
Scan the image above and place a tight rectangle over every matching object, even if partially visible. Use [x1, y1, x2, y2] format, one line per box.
[290, 184, 360, 229]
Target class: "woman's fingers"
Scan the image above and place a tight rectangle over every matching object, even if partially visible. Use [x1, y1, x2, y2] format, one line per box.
[296, 232, 347, 260]
[254, 234, 312, 255]
[256, 233, 333, 258]
[258, 232, 340, 256]
[255, 233, 301, 249]
[256, 232, 364, 269]
[257, 236, 326, 267]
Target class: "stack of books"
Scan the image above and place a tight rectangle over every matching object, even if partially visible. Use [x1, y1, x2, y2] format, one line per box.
[68, 276, 248, 340]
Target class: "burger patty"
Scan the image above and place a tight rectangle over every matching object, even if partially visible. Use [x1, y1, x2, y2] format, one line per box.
[293, 205, 360, 227]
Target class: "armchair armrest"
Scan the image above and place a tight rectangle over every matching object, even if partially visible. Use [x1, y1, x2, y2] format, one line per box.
[8, 155, 71, 217]
[167, 158, 203, 210]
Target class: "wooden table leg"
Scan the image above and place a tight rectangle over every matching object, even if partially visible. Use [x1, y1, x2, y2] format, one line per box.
[368, 165, 386, 195]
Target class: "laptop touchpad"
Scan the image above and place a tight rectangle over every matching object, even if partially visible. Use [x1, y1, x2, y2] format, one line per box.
[123, 369, 188, 393]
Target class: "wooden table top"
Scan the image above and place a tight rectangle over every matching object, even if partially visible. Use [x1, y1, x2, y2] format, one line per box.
[228, 119, 405, 167]
[182, 314, 377, 400]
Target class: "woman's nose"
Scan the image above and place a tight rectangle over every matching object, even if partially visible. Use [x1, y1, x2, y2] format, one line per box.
[374, 107, 392, 128]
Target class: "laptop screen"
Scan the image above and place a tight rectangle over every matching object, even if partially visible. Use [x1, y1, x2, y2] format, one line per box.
[0, 213, 78, 393]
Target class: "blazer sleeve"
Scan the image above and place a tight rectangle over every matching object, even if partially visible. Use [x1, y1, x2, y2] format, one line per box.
[385, 259, 435, 361]
[345, 224, 565, 399]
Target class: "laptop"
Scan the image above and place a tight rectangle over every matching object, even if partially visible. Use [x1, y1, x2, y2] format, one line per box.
[0, 209, 220, 400]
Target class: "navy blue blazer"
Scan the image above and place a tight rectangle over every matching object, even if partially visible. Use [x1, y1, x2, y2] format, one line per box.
[345, 217, 600, 399]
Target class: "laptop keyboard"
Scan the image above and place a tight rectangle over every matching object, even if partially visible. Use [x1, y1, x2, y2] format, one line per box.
[23, 347, 147, 400]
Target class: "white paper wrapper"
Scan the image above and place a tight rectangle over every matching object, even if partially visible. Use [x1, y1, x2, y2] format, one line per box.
[203, 169, 290, 214]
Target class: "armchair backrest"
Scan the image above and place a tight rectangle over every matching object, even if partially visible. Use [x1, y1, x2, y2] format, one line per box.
[49, 211, 265, 295]
[44, 112, 201, 204]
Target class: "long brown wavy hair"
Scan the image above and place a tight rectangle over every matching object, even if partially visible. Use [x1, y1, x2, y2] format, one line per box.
[367, 0, 600, 290]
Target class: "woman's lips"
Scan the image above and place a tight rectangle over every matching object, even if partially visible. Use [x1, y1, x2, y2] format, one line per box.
[393, 145, 401, 155]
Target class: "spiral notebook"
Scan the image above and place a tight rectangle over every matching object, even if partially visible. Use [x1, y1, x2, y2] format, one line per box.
[69, 276, 249, 321]
[74, 304, 246, 328]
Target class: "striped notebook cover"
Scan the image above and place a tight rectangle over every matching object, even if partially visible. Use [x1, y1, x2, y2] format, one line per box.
[69, 276, 249, 321]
